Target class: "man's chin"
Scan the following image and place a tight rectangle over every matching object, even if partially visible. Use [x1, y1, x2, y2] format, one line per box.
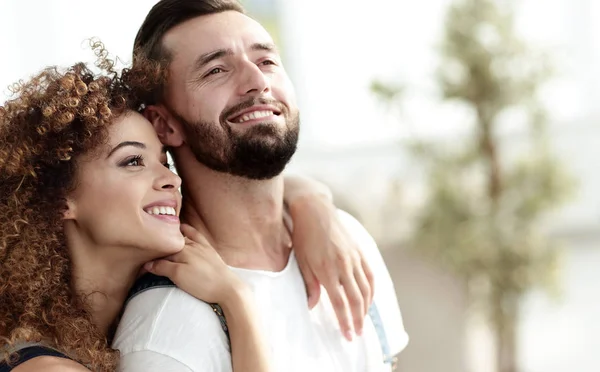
[231, 166, 288, 180]
[188, 124, 298, 180]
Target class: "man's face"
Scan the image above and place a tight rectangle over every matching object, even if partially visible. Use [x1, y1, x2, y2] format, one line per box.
[162, 10, 299, 180]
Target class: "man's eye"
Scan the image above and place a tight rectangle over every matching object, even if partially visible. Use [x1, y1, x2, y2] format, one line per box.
[260, 60, 276, 66]
[207, 67, 224, 75]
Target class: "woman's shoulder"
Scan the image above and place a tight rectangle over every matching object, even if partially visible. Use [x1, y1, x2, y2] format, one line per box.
[2, 345, 87, 372]
[12, 356, 89, 372]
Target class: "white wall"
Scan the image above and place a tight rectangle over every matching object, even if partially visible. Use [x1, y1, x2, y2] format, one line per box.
[520, 236, 600, 372]
[278, 0, 600, 149]
[0, 0, 158, 99]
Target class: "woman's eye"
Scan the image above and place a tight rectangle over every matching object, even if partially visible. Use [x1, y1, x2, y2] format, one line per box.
[122, 155, 144, 167]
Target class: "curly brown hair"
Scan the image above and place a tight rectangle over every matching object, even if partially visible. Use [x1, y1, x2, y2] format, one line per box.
[0, 43, 163, 371]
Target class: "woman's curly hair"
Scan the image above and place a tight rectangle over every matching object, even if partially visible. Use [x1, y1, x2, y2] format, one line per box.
[0, 42, 165, 371]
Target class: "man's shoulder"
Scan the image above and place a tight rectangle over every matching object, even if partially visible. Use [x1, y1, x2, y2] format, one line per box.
[335, 209, 379, 257]
[335, 209, 364, 229]
[113, 286, 230, 361]
[335, 209, 410, 358]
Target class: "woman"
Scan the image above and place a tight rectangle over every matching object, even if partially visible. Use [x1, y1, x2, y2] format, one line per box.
[0, 54, 363, 371]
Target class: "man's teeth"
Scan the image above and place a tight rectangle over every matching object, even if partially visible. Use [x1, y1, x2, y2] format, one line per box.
[237, 110, 273, 123]
[145, 206, 177, 216]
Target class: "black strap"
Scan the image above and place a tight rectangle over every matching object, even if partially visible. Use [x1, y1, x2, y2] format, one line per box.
[126, 273, 230, 343]
[0, 346, 70, 372]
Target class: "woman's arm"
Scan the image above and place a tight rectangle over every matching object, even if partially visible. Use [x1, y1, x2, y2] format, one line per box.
[219, 287, 271, 372]
[283, 174, 375, 341]
[283, 174, 333, 202]
[13, 357, 91, 372]
[143, 224, 272, 372]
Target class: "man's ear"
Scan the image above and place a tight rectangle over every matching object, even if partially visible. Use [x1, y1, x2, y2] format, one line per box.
[143, 104, 185, 147]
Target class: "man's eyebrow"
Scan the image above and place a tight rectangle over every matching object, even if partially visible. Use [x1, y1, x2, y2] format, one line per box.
[107, 141, 146, 158]
[251, 42, 278, 53]
[192, 48, 234, 73]
[190, 43, 279, 76]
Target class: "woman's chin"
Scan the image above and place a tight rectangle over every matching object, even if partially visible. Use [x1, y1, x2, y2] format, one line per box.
[146, 234, 185, 257]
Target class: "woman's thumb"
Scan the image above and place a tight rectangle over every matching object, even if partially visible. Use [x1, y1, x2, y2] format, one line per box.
[144, 260, 177, 279]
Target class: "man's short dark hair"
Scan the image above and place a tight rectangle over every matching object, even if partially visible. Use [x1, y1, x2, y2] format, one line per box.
[132, 0, 244, 102]
[134, 0, 244, 63]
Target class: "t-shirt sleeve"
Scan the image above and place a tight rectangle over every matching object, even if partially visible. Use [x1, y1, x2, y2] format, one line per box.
[113, 287, 233, 372]
[118, 350, 194, 372]
[336, 209, 410, 357]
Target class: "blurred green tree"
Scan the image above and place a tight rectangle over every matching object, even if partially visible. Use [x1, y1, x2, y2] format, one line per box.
[375, 1, 574, 371]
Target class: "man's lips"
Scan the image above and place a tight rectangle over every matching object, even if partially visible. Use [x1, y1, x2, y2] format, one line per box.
[227, 105, 281, 124]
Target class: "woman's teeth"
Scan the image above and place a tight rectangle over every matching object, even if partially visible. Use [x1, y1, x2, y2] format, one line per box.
[145, 206, 177, 216]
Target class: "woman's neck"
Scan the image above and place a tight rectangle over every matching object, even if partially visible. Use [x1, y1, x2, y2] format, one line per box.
[67, 241, 145, 338]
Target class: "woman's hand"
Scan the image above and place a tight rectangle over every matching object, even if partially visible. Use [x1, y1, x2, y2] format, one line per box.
[143, 223, 247, 305]
[283, 175, 375, 342]
[144, 224, 272, 371]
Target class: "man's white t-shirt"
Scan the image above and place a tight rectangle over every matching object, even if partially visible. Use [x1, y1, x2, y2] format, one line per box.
[113, 211, 408, 371]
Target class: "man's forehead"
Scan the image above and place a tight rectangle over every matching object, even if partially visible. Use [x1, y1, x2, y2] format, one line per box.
[163, 11, 274, 58]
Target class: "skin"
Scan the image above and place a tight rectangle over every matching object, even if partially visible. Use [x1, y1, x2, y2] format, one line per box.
[63, 112, 184, 336]
[11, 9, 376, 372]
[10, 46, 372, 367]
[15, 112, 271, 371]
[146, 10, 373, 342]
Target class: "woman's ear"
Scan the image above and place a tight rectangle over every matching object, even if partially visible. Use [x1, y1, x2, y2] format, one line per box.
[144, 105, 185, 147]
[63, 198, 77, 220]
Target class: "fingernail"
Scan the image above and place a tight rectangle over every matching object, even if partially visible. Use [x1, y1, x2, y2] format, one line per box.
[144, 262, 153, 270]
[344, 330, 354, 341]
[356, 327, 363, 336]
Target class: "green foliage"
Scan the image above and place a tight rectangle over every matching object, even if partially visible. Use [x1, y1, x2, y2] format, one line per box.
[370, 80, 404, 103]
[374, 4, 574, 367]
[438, 0, 553, 123]
[411, 0, 574, 302]
[375, 1, 575, 369]
[410, 140, 572, 301]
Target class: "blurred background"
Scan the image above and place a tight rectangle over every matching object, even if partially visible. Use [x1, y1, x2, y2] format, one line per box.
[1, 0, 599, 371]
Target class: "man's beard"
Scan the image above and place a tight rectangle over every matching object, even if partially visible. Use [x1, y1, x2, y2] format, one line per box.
[174, 99, 299, 180]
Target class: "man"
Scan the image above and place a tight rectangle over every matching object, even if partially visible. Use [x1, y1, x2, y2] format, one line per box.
[113, 1, 408, 370]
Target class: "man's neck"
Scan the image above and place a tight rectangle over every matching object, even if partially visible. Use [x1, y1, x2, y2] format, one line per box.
[177, 155, 292, 271]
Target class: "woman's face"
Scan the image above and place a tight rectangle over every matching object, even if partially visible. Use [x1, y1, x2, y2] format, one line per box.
[65, 111, 184, 260]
